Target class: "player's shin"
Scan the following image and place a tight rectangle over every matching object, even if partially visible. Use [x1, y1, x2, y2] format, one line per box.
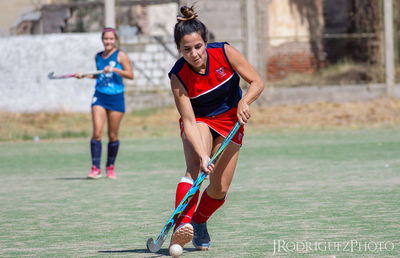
[174, 177, 200, 229]
[90, 138, 102, 169]
[192, 190, 226, 224]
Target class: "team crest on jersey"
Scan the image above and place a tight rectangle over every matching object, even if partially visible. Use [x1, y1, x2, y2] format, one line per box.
[238, 132, 243, 143]
[215, 67, 227, 79]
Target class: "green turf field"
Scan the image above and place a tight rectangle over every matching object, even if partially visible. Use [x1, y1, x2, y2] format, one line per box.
[0, 128, 399, 257]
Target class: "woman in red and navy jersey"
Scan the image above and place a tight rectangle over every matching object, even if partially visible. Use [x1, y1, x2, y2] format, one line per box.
[168, 6, 264, 252]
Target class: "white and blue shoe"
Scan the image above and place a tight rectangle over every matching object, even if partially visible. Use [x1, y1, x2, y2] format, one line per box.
[191, 221, 210, 250]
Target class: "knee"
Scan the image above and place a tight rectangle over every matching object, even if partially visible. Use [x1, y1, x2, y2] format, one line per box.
[108, 132, 119, 142]
[92, 133, 102, 141]
[92, 127, 103, 140]
[207, 184, 228, 200]
[109, 135, 118, 142]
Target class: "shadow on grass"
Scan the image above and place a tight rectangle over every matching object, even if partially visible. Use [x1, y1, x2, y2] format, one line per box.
[98, 247, 199, 257]
[55, 177, 88, 180]
[98, 248, 168, 257]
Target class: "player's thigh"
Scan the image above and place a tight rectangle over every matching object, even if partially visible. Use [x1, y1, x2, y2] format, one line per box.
[107, 110, 124, 136]
[182, 122, 213, 179]
[92, 105, 107, 138]
[208, 140, 240, 196]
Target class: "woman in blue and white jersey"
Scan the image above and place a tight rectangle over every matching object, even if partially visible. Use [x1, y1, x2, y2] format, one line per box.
[77, 27, 134, 179]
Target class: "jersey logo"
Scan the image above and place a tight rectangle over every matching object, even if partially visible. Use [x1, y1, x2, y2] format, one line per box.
[238, 132, 243, 143]
[215, 67, 227, 79]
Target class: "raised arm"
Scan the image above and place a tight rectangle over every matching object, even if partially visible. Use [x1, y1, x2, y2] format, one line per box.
[224, 44, 264, 124]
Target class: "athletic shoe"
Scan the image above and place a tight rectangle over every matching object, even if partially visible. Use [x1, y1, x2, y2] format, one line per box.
[191, 221, 210, 250]
[106, 165, 116, 179]
[170, 223, 193, 249]
[87, 165, 101, 179]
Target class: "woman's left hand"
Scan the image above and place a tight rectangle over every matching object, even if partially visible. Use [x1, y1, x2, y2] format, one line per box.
[103, 66, 114, 73]
[237, 99, 251, 125]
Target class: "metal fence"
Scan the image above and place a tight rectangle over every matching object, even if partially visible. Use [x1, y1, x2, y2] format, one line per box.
[260, 0, 385, 87]
[119, 0, 396, 92]
[116, 0, 399, 105]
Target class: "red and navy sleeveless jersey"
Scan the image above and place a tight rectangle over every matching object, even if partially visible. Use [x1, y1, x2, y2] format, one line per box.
[168, 42, 242, 117]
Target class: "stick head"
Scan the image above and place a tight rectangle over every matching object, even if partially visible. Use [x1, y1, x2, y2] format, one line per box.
[47, 72, 75, 79]
[146, 237, 163, 253]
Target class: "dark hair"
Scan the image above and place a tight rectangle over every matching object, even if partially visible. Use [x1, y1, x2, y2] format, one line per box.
[101, 27, 118, 40]
[174, 6, 208, 48]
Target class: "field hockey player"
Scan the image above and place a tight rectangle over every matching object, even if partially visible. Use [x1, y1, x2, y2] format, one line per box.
[167, 5, 264, 251]
[76, 27, 134, 179]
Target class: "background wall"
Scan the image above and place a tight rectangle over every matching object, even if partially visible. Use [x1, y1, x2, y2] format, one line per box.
[0, 33, 178, 113]
[0, 33, 101, 113]
[1, 0, 398, 114]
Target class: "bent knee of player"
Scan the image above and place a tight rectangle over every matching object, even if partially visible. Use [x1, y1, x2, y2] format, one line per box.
[207, 184, 228, 199]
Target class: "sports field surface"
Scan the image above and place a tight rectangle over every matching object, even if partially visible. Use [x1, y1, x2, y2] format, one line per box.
[1, 128, 399, 257]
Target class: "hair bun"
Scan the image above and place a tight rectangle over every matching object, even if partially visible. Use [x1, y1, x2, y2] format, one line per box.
[177, 5, 198, 21]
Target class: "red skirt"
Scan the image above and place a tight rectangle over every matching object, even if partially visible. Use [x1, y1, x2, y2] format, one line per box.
[179, 108, 244, 145]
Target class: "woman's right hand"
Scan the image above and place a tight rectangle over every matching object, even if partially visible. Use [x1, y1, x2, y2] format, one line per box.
[75, 73, 83, 79]
[201, 155, 214, 174]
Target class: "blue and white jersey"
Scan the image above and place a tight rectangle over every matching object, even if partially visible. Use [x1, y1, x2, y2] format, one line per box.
[95, 49, 124, 95]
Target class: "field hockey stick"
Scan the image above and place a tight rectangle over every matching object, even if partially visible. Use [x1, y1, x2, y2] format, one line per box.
[47, 70, 102, 79]
[146, 121, 241, 253]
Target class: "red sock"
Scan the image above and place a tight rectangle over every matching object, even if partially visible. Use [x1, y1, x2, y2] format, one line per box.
[174, 177, 200, 230]
[192, 190, 226, 224]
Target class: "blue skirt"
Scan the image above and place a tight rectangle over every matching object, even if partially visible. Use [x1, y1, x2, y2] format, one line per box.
[91, 90, 125, 113]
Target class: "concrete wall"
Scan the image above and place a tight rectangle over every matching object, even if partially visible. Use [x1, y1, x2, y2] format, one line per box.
[0, 0, 38, 36]
[265, 0, 324, 80]
[122, 35, 177, 90]
[0, 33, 178, 113]
[184, 0, 244, 52]
[0, 33, 102, 113]
[267, 0, 310, 46]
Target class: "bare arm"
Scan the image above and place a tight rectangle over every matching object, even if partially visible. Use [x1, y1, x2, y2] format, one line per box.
[224, 44, 264, 124]
[75, 72, 98, 79]
[170, 74, 213, 174]
[79, 73, 97, 79]
[111, 50, 134, 80]
[76, 51, 133, 80]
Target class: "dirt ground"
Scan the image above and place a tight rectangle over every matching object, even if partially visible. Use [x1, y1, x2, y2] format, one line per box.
[1, 98, 400, 141]
[132, 97, 400, 127]
[249, 97, 400, 130]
